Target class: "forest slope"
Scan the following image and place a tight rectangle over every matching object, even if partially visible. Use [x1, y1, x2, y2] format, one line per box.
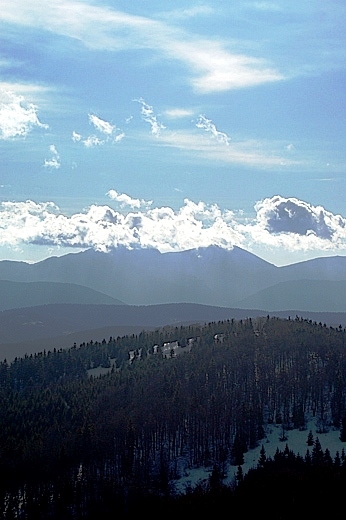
[0, 316, 346, 517]
[1, 302, 346, 361]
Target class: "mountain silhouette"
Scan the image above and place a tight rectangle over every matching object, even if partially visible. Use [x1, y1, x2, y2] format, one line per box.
[0, 245, 345, 310]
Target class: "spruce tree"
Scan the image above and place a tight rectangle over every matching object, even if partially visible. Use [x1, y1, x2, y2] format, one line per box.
[258, 445, 267, 467]
[306, 430, 314, 446]
[311, 437, 324, 466]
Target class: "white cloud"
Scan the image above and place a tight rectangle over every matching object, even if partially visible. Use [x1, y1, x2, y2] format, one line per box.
[107, 189, 152, 209]
[250, 2, 283, 12]
[164, 108, 194, 119]
[114, 132, 125, 143]
[72, 131, 82, 142]
[73, 113, 124, 147]
[135, 98, 166, 136]
[174, 40, 284, 93]
[236, 196, 346, 258]
[0, 89, 48, 139]
[43, 144, 60, 169]
[158, 6, 214, 21]
[196, 115, 231, 145]
[0, 82, 51, 97]
[157, 130, 299, 168]
[1, 194, 345, 257]
[0, 0, 284, 93]
[83, 135, 103, 147]
[88, 114, 115, 135]
[254, 196, 346, 240]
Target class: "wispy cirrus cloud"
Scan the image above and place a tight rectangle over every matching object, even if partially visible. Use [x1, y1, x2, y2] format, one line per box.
[164, 108, 194, 119]
[158, 5, 214, 21]
[157, 129, 298, 168]
[135, 98, 166, 136]
[196, 115, 231, 145]
[0, 89, 48, 139]
[250, 2, 283, 12]
[131, 106, 296, 167]
[1, 194, 346, 258]
[0, 0, 284, 94]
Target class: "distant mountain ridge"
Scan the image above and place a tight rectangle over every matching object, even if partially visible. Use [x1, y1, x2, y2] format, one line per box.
[235, 279, 346, 313]
[0, 245, 345, 311]
[0, 280, 124, 311]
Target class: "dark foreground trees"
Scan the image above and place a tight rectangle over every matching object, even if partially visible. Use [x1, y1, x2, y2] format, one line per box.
[0, 315, 346, 517]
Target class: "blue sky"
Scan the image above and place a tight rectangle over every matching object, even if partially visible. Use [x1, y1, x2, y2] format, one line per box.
[1, 0, 346, 266]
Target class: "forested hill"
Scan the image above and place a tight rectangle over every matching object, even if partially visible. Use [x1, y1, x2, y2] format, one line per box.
[1, 315, 346, 517]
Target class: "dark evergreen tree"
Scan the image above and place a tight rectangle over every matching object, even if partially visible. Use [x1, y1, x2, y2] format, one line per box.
[306, 430, 314, 446]
[258, 445, 267, 467]
[311, 437, 324, 466]
[231, 431, 246, 466]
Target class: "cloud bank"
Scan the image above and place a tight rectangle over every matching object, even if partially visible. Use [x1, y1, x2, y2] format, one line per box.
[0, 194, 345, 260]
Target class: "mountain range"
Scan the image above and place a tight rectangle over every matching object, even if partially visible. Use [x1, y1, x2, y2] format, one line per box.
[1, 245, 345, 360]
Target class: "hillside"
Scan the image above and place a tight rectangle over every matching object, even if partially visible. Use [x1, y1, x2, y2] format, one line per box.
[0, 316, 345, 517]
[1, 302, 346, 362]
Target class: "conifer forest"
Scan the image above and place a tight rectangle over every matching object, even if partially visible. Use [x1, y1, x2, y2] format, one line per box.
[1, 315, 346, 517]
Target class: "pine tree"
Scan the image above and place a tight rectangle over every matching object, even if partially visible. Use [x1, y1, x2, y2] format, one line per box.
[231, 431, 246, 466]
[306, 430, 314, 446]
[258, 445, 267, 467]
[311, 437, 324, 466]
[305, 449, 312, 465]
[323, 448, 333, 467]
[334, 451, 341, 468]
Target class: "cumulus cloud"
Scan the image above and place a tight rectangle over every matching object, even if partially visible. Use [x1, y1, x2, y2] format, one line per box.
[0, 198, 242, 253]
[1, 194, 345, 258]
[135, 98, 166, 136]
[83, 135, 103, 148]
[107, 189, 153, 209]
[72, 113, 124, 147]
[196, 115, 231, 145]
[254, 196, 346, 240]
[0, 89, 48, 139]
[72, 131, 82, 142]
[43, 144, 60, 169]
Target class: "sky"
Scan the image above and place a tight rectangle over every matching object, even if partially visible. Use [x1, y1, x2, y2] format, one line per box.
[1, 0, 346, 266]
